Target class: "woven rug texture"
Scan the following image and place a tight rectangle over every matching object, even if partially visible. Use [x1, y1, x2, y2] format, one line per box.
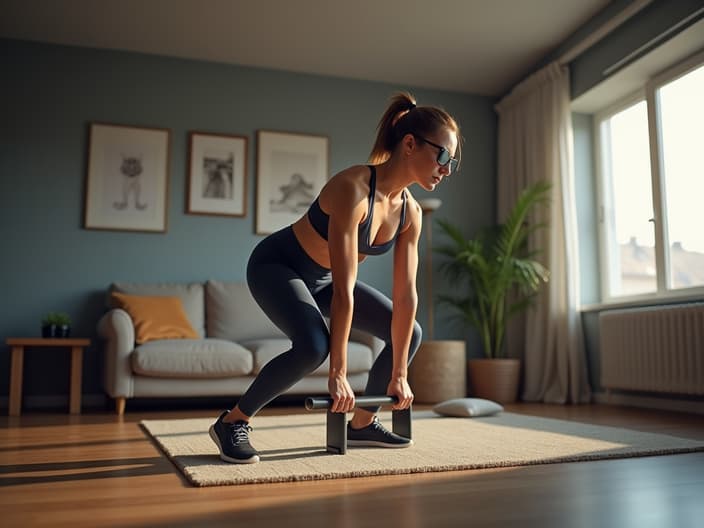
[140, 410, 704, 487]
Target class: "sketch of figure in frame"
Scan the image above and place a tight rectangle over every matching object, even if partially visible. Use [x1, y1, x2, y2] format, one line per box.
[269, 172, 315, 213]
[268, 150, 317, 214]
[113, 154, 148, 210]
[202, 151, 234, 200]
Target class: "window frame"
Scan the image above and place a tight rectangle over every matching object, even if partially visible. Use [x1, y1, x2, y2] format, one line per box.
[593, 49, 704, 305]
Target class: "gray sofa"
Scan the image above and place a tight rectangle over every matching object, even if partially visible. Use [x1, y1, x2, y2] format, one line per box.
[97, 280, 384, 414]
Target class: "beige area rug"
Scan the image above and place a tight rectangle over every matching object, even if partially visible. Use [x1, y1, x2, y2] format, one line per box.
[141, 410, 704, 487]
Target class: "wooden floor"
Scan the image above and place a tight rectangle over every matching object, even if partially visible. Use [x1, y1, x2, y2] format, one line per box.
[1, 402, 703, 528]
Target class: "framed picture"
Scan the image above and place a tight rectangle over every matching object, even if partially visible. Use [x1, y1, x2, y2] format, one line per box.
[186, 132, 248, 217]
[84, 122, 170, 233]
[256, 130, 329, 235]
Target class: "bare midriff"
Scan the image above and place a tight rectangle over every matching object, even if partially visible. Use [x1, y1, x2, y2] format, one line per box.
[291, 216, 368, 269]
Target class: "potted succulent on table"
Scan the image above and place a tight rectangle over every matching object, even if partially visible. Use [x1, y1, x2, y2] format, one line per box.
[41, 312, 72, 338]
[434, 181, 551, 403]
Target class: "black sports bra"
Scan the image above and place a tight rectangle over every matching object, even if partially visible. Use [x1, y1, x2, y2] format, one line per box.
[307, 165, 407, 256]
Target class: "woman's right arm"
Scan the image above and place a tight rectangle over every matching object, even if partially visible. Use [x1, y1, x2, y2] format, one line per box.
[325, 170, 367, 413]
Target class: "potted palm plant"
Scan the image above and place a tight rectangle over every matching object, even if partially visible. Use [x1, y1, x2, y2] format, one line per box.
[434, 181, 551, 403]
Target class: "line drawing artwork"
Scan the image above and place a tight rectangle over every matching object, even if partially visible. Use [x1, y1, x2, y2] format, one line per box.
[113, 154, 148, 210]
[202, 152, 234, 200]
[269, 172, 315, 213]
[255, 130, 327, 235]
[186, 132, 247, 218]
[85, 122, 169, 233]
[268, 150, 317, 214]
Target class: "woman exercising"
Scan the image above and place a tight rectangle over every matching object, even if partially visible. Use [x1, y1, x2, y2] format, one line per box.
[210, 92, 461, 463]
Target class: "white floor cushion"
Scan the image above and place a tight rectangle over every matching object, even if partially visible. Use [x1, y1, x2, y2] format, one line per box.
[433, 398, 504, 417]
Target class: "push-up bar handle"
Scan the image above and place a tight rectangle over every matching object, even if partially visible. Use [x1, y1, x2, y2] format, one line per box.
[305, 395, 399, 410]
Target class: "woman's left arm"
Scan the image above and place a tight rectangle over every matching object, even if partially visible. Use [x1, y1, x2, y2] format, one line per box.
[388, 196, 422, 410]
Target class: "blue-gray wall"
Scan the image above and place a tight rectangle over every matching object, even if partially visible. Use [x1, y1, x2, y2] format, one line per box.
[572, 112, 603, 393]
[0, 38, 496, 408]
[572, 112, 600, 307]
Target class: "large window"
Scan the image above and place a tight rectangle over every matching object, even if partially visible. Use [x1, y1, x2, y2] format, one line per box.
[596, 53, 704, 301]
[658, 63, 704, 289]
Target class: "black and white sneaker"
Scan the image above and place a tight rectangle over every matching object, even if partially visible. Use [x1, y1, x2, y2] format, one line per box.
[347, 416, 413, 448]
[209, 410, 260, 464]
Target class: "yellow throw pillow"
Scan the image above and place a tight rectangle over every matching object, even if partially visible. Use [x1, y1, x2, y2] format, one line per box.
[111, 292, 199, 344]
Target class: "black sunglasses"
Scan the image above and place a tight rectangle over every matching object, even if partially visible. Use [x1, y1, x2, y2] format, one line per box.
[414, 135, 458, 173]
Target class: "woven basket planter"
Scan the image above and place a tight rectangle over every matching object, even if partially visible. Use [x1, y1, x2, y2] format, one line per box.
[408, 340, 466, 403]
[467, 358, 521, 403]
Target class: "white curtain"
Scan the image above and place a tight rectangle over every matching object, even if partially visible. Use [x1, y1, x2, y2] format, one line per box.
[494, 62, 591, 403]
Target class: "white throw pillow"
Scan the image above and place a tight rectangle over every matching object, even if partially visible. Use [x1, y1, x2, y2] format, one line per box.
[433, 398, 504, 417]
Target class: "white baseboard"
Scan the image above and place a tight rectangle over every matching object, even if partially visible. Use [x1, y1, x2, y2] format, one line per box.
[592, 391, 704, 415]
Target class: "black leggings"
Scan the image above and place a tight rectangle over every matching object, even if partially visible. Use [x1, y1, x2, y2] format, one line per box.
[237, 226, 422, 417]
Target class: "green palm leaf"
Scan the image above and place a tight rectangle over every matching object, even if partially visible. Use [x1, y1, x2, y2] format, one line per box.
[435, 181, 551, 358]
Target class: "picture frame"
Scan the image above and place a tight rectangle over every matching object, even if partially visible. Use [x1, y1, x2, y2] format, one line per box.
[84, 122, 170, 233]
[255, 130, 329, 235]
[186, 131, 248, 217]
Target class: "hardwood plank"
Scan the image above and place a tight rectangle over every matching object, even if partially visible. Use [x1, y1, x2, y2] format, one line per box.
[1, 403, 702, 528]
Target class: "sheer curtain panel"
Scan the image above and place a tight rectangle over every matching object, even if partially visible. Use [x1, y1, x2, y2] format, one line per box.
[495, 62, 591, 403]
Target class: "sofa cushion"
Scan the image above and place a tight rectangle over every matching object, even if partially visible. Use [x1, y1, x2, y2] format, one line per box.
[244, 338, 373, 376]
[206, 280, 284, 341]
[110, 293, 199, 345]
[131, 338, 253, 378]
[111, 282, 206, 338]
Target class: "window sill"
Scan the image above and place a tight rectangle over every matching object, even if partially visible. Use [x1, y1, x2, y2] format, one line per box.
[580, 289, 704, 312]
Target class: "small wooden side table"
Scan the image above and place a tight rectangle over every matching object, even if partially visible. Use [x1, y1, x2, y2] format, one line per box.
[6, 337, 91, 416]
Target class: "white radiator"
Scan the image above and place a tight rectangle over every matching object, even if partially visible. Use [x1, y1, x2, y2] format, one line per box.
[599, 303, 704, 395]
